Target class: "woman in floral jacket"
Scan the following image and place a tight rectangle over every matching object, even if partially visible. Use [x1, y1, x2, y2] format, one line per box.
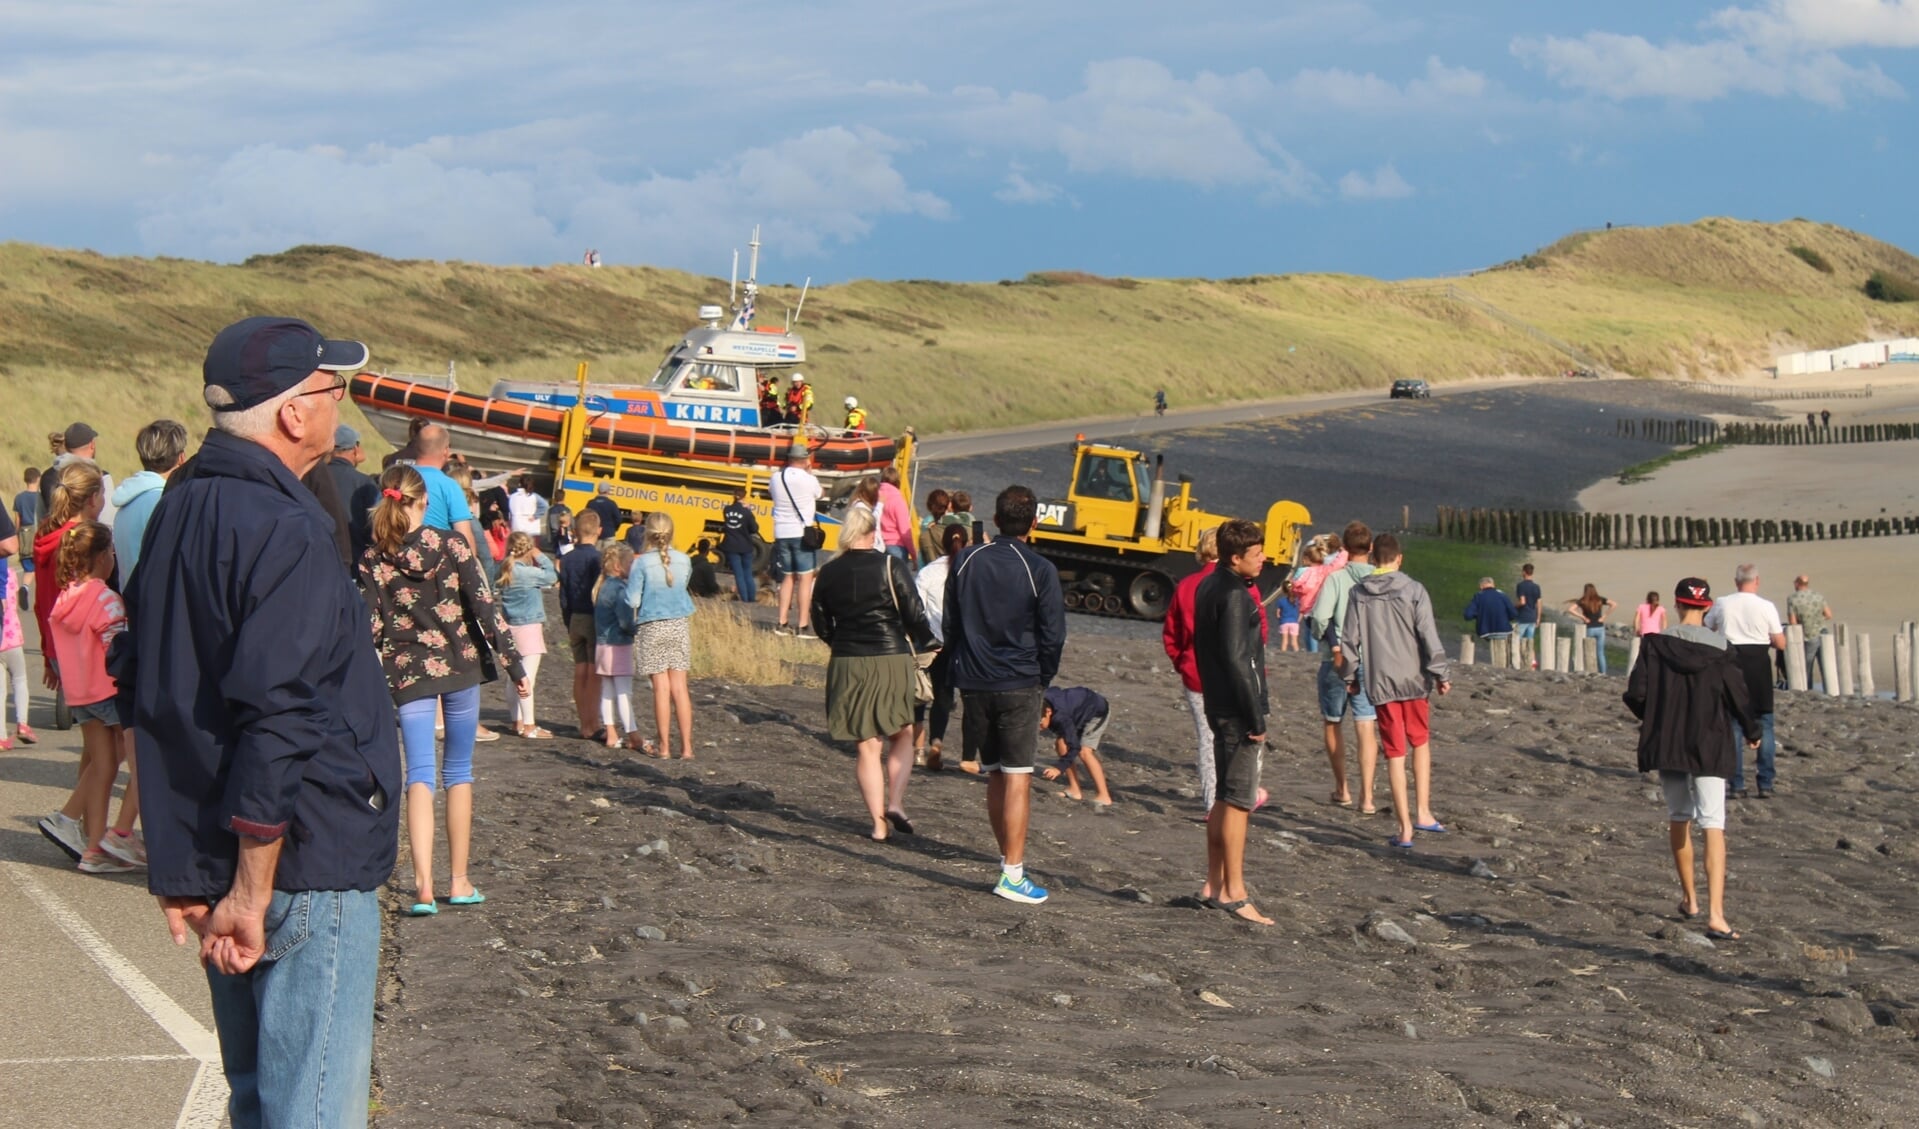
[360, 465, 527, 917]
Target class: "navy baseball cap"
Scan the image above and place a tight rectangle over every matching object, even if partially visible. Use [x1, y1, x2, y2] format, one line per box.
[203, 317, 368, 412]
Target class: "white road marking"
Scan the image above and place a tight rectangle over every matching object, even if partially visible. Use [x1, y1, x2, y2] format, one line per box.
[0, 1054, 196, 1064]
[3, 862, 229, 1129]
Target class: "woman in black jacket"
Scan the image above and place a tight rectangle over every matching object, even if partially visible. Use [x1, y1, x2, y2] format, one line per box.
[811, 506, 936, 841]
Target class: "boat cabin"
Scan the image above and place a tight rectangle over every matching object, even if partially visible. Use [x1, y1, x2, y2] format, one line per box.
[489, 322, 806, 430]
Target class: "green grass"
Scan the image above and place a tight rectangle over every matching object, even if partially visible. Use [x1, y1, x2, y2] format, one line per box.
[1397, 535, 1525, 635]
[4, 217, 1919, 496]
[1615, 439, 1729, 484]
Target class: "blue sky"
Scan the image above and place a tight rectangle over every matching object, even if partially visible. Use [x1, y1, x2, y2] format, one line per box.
[3, 1, 1916, 282]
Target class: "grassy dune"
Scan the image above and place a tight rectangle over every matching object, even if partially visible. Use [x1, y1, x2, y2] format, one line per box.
[4, 218, 1918, 492]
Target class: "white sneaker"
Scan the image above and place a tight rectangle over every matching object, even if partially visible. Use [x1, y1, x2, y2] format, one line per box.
[99, 829, 147, 868]
[39, 812, 85, 862]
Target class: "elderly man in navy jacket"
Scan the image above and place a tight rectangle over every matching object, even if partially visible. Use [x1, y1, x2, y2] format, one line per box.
[118, 317, 397, 1128]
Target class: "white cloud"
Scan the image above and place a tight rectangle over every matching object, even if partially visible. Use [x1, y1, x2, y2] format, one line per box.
[1337, 163, 1414, 200]
[952, 59, 1317, 196]
[994, 168, 1065, 205]
[1289, 56, 1488, 112]
[136, 126, 949, 267]
[1514, 1, 1910, 107]
[1711, 0, 1919, 50]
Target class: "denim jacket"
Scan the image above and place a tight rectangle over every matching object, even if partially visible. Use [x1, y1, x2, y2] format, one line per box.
[627, 549, 695, 624]
[594, 576, 637, 645]
[499, 552, 558, 626]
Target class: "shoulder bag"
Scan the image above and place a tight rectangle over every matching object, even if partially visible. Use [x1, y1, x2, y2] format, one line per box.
[883, 554, 936, 704]
[778, 469, 826, 552]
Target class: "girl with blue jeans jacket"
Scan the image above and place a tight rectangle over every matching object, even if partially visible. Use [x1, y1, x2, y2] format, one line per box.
[627, 512, 698, 759]
[593, 544, 639, 748]
[498, 532, 559, 738]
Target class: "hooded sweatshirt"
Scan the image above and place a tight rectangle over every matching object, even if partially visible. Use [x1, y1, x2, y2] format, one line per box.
[32, 519, 76, 678]
[1623, 630, 1756, 778]
[1340, 568, 1450, 705]
[110, 470, 168, 586]
[357, 525, 524, 707]
[50, 576, 125, 707]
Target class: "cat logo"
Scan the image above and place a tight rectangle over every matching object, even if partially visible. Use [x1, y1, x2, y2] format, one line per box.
[1035, 501, 1075, 529]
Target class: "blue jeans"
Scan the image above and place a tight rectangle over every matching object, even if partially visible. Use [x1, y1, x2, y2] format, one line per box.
[1316, 661, 1376, 723]
[724, 550, 757, 603]
[397, 684, 480, 791]
[205, 889, 381, 1129]
[1514, 623, 1537, 640]
[1586, 626, 1609, 674]
[773, 537, 817, 576]
[1732, 712, 1776, 792]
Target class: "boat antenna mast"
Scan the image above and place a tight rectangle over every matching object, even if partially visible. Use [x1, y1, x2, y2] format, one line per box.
[730, 225, 761, 331]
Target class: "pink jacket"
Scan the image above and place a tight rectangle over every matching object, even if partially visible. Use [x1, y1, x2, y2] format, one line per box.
[877, 482, 913, 550]
[1, 572, 21, 651]
[1290, 550, 1349, 615]
[50, 578, 125, 708]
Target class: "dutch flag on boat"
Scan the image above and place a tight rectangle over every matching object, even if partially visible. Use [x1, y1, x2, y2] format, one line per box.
[776, 343, 798, 360]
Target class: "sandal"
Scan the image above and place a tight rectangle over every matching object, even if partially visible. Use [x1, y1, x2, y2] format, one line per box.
[14, 724, 36, 745]
[1212, 897, 1274, 926]
[518, 725, 555, 740]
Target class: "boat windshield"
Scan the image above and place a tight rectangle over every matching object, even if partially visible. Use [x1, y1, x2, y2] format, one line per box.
[679, 362, 742, 394]
[645, 354, 684, 390]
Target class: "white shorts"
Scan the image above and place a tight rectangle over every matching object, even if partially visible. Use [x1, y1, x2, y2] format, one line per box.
[1660, 771, 1726, 831]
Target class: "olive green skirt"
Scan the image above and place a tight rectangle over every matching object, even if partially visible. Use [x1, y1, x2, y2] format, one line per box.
[825, 653, 917, 741]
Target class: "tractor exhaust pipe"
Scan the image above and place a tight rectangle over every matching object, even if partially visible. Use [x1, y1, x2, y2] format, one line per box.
[1142, 454, 1167, 541]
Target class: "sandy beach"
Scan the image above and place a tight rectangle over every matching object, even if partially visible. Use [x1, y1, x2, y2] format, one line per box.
[1564, 374, 1919, 681]
[372, 628, 1919, 1127]
[358, 372, 1919, 1125]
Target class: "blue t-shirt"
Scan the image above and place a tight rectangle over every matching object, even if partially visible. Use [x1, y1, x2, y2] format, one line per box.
[1277, 594, 1300, 626]
[13, 489, 39, 530]
[1515, 579, 1542, 624]
[416, 466, 473, 532]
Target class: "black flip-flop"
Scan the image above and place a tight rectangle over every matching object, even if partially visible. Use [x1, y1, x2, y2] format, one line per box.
[1677, 902, 1700, 921]
[885, 811, 915, 836]
[1707, 927, 1741, 941]
[1213, 897, 1273, 926]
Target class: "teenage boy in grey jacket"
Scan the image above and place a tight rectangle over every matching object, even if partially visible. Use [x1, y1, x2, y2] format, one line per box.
[1336, 534, 1451, 850]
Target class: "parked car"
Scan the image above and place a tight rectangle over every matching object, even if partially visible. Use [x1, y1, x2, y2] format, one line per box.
[1389, 379, 1431, 400]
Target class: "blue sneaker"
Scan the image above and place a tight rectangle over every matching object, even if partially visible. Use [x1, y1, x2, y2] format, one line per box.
[994, 873, 1048, 904]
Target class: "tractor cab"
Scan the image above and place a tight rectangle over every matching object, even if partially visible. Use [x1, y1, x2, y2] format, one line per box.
[1038, 444, 1154, 542]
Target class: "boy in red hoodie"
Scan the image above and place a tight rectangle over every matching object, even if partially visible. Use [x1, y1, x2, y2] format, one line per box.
[48, 520, 143, 873]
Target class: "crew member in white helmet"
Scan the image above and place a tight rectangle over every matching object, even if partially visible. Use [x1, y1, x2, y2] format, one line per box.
[784, 373, 813, 426]
[844, 396, 868, 434]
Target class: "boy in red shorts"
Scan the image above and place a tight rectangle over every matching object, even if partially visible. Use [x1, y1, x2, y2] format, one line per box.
[1335, 534, 1451, 849]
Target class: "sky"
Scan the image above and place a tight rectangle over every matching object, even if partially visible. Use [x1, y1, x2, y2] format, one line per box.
[3, 0, 1917, 283]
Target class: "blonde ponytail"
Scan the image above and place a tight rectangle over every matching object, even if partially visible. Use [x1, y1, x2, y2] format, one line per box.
[371, 466, 427, 557]
[641, 512, 676, 587]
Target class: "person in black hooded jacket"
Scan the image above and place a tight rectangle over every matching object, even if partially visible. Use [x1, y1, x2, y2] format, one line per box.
[1624, 577, 1759, 942]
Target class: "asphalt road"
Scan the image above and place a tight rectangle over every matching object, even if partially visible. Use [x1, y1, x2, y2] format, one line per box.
[0, 619, 229, 1129]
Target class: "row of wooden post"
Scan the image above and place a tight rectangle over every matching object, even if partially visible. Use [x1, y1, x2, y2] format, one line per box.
[1456, 621, 1919, 704]
[1610, 418, 1911, 445]
[1457, 623, 1600, 675]
[1432, 505, 1919, 550]
[1719, 421, 1917, 445]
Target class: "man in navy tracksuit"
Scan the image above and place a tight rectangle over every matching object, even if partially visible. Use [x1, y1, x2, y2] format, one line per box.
[945, 485, 1066, 905]
[118, 317, 398, 1127]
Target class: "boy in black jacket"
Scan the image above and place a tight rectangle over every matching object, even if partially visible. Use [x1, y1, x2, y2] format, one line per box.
[1194, 519, 1272, 926]
[1624, 577, 1760, 942]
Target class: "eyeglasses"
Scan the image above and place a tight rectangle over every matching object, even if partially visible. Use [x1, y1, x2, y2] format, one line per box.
[292, 375, 350, 403]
